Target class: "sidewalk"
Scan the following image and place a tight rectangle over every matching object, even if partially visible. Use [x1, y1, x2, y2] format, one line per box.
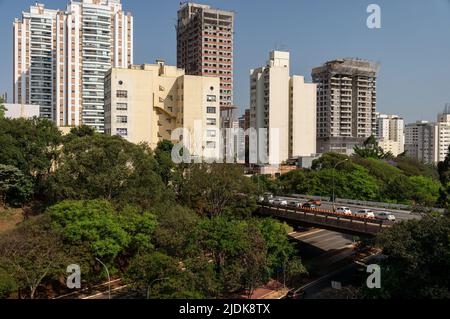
[241, 280, 289, 299]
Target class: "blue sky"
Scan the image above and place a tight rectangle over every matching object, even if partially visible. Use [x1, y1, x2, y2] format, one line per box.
[1, 0, 450, 122]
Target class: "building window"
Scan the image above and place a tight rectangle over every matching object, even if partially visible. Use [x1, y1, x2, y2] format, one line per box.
[207, 130, 217, 138]
[117, 115, 128, 124]
[207, 107, 216, 114]
[116, 90, 128, 98]
[116, 103, 127, 111]
[116, 128, 128, 136]
[206, 118, 217, 126]
[206, 141, 216, 149]
[206, 95, 216, 102]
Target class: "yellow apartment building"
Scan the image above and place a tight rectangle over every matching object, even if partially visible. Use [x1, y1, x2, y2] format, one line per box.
[104, 60, 221, 160]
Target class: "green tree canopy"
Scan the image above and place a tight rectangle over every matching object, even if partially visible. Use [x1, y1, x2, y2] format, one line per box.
[46, 134, 169, 208]
[354, 135, 392, 159]
[48, 200, 157, 265]
[0, 118, 62, 189]
[437, 145, 450, 208]
[365, 214, 450, 299]
[0, 97, 6, 119]
[178, 163, 257, 217]
[0, 215, 67, 299]
[0, 164, 33, 207]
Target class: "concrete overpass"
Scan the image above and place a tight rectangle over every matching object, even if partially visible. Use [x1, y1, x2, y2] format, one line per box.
[257, 204, 394, 237]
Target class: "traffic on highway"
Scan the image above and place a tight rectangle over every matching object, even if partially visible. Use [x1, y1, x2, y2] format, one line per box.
[258, 193, 397, 222]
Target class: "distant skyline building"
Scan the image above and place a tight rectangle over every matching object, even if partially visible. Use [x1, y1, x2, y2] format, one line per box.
[312, 59, 379, 155]
[13, 0, 133, 132]
[405, 105, 450, 163]
[250, 51, 316, 164]
[104, 60, 221, 160]
[176, 2, 234, 130]
[237, 109, 250, 163]
[405, 121, 438, 164]
[376, 113, 405, 157]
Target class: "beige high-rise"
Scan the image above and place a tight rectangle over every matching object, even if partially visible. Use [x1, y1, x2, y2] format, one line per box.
[13, 0, 133, 132]
[250, 51, 316, 164]
[376, 113, 405, 156]
[405, 106, 450, 163]
[104, 61, 221, 159]
[312, 59, 379, 155]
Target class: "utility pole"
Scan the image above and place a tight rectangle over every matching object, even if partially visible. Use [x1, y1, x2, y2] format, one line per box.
[332, 159, 349, 211]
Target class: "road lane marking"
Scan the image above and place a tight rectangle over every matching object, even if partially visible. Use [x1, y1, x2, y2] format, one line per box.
[82, 284, 130, 299]
[290, 229, 324, 239]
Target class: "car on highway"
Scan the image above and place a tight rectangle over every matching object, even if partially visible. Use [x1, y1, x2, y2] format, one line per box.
[375, 212, 396, 221]
[302, 203, 316, 209]
[335, 207, 352, 215]
[353, 209, 375, 218]
[273, 199, 288, 206]
[307, 199, 321, 206]
[287, 200, 302, 208]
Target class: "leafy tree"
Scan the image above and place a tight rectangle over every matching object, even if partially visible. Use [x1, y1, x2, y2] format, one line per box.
[0, 164, 33, 207]
[63, 125, 96, 143]
[0, 215, 67, 299]
[311, 152, 352, 171]
[354, 135, 390, 159]
[0, 97, 6, 119]
[125, 251, 206, 299]
[0, 118, 62, 193]
[409, 176, 441, 206]
[154, 140, 177, 187]
[47, 134, 168, 209]
[152, 204, 200, 258]
[194, 216, 269, 293]
[0, 267, 17, 299]
[437, 145, 450, 208]
[179, 163, 256, 217]
[257, 219, 295, 275]
[364, 214, 450, 299]
[395, 156, 439, 180]
[385, 175, 414, 204]
[251, 174, 283, 195]
[48, 200, 157, 267]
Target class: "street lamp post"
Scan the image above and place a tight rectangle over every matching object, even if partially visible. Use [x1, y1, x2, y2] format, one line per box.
[147, 277, 170, 299]
[95, 257, 111, 300]
[332, 159, 349, 211]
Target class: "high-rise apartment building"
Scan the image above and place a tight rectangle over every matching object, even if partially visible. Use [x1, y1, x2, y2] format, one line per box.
[176, 2, 234, 129]
[250, 51, 316, 164]
[312, 59, 379, 155]
[405, 121, 438, 164]
[104, 60, 221, 160]
[13, 0, 133, 132]
[405, 106, 450, 164]
[376, 113, 405, 156]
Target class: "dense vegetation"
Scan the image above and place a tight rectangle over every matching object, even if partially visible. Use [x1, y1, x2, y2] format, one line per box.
[1, 117, 449, 299]
[255, 149, 446, 208]
[364, 213, 450, 298]
[0, 118, 305, 299]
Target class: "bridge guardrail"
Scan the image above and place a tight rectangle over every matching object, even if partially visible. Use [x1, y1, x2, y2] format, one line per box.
[258, 203, 392, 236]
[290, 194, 447, 214]
[260, 203, 386, 225]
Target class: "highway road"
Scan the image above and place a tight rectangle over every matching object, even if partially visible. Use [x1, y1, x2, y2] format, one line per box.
[277, 195, 421, 222]
[289, 228, 356, 276]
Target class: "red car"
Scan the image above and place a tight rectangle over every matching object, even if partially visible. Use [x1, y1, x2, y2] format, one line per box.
[307, 199, 321, 206]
